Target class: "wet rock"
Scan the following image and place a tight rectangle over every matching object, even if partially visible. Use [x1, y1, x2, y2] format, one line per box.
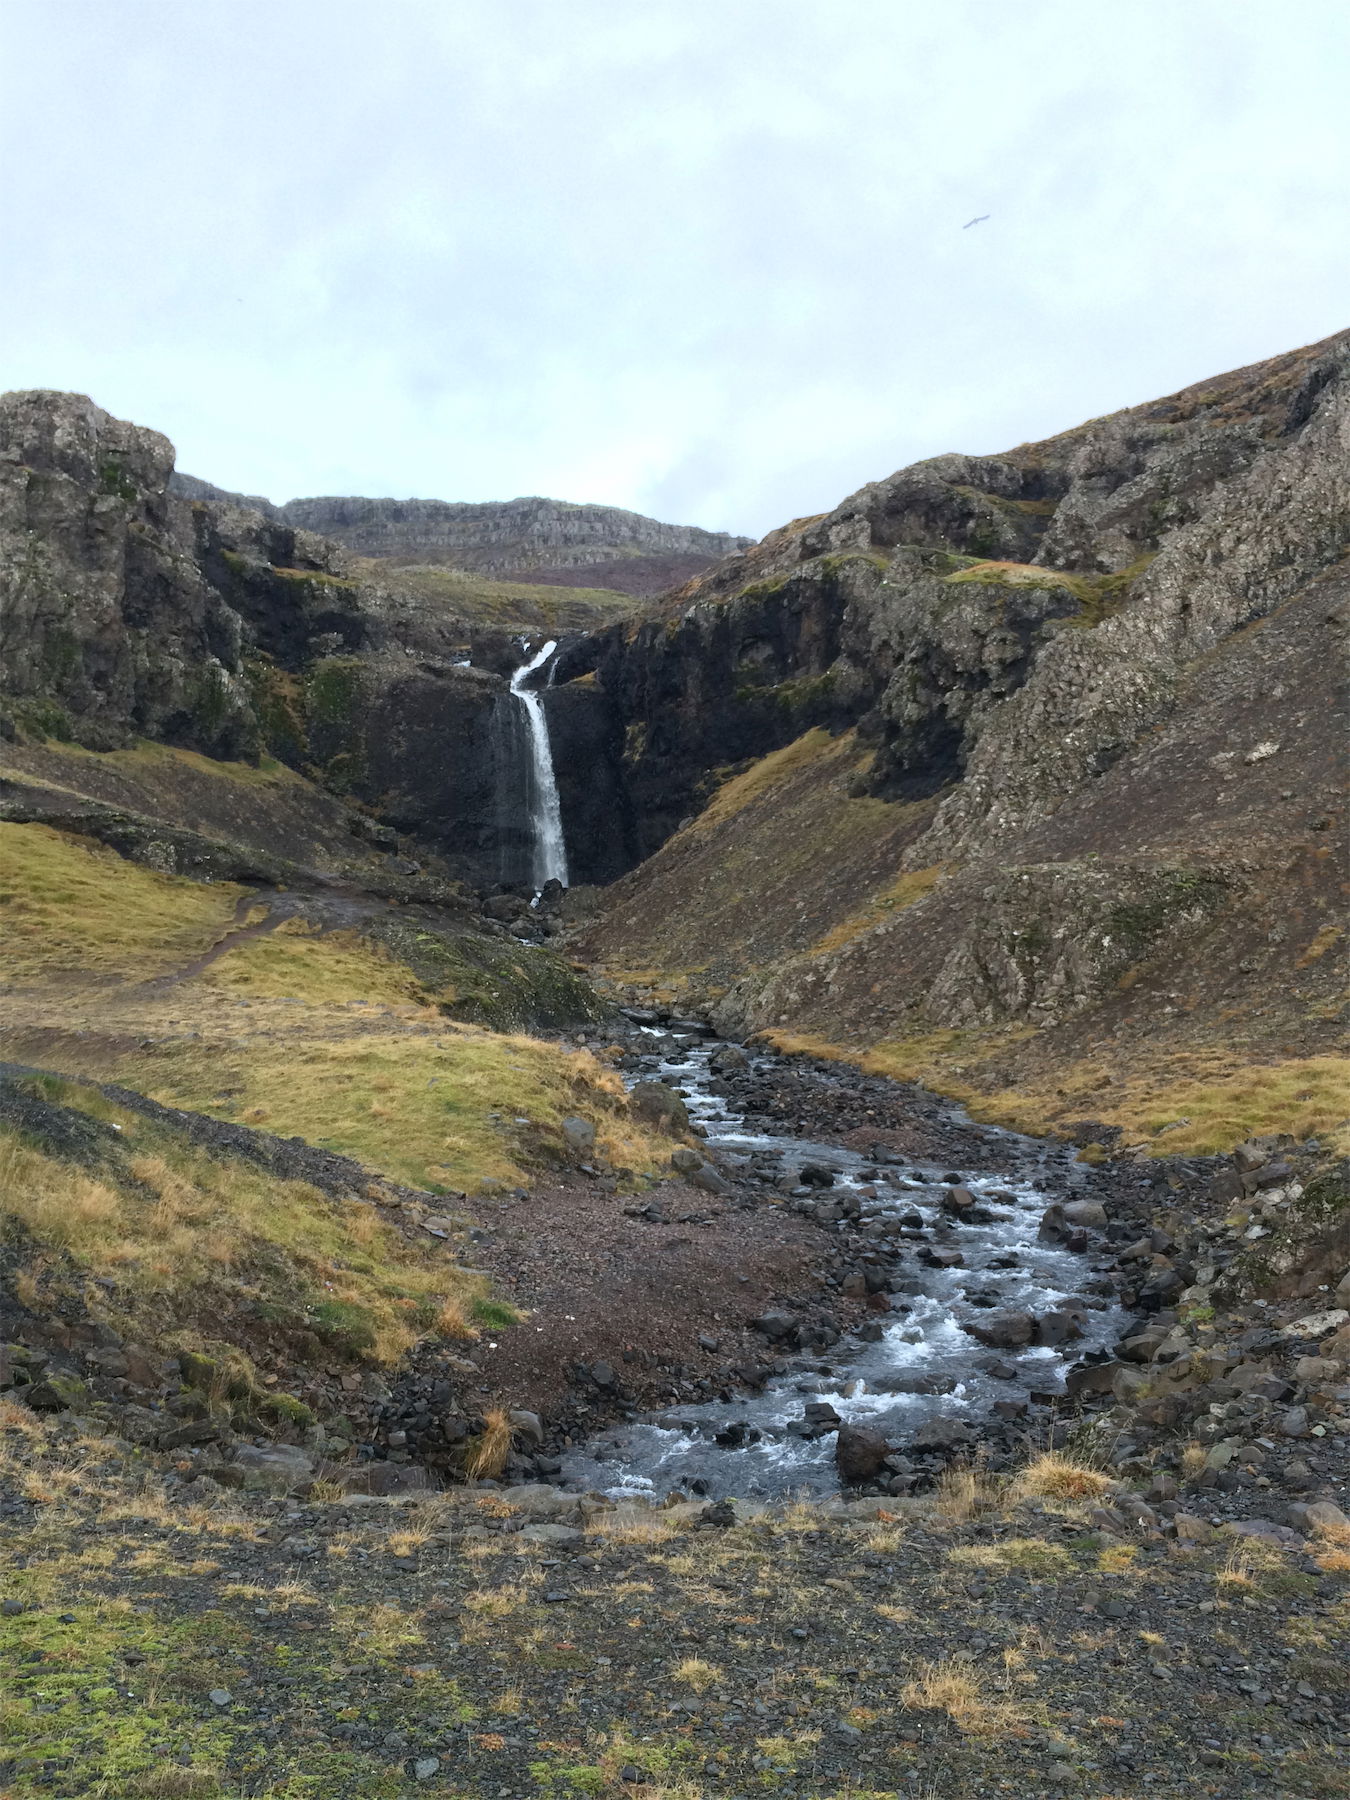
[942, 1186, 978, 1216]
[836, 1424, 892, 1484]
[911, 1417, 976, 1452]
[709, 1045, 749, 1074]
[798, 1163, 836, 1188]
[1064, 1360, 1119, 1398]
[965, 1311, 1035, 1349]
[629, 1083, 690, 1132]
[1036, 1306, 1087, 1348]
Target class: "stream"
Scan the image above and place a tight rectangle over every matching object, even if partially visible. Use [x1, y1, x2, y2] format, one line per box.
[560, 1028, 1126, 1500]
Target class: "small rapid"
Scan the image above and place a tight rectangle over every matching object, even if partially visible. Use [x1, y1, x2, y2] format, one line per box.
[561, 1030, 1125, 1501]
[509, 640, 569, 892]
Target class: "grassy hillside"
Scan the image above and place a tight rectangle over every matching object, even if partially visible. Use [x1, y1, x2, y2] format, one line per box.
[0, 823, 664, 1195]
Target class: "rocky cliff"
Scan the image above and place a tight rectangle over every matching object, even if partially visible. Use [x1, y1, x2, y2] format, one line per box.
[578, 331, 1350, 1142]
[0, 390, 635, 889]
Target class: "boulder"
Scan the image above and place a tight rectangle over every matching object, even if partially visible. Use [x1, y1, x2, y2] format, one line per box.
[911, 1417, 976, 1452]
[687, 1162, 733, 1196]
[561, 1116, 596, 1152]
[520, 1522, 583, 1546]
[942, 1186, 978, 1216]
[1287, 1500, 1349, 1533]
[709, 1045, 749, 1074]
[23, 1373, 90, 1412]
[964, 1311, 1035, 1349]
[836, 1424, 892, 1484]
[629, 1083, 690, 1132]
[752, 1312, 798, 1343]
[1036, 1306, 1087, 1347]
[670, 1146, 704, 1173]
[1062, 1199, 1108, 1228]
[508, 1409, 544, 1446]
[231, 1444, 316, 1492]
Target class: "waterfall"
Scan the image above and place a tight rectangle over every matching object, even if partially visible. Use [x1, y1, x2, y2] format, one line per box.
[509, 639, 569, 892]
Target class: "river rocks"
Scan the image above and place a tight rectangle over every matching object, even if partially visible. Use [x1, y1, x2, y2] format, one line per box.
[836, 1424, 892, 1484]
[686, 1162, 733, 1196]
[629, 1083, 690, 1132]
[1035, 1306, 1088, 1347]
[965, 1310, 1035, 1349]
[941, 1185, 978, 1216]
[910, 1417, 976, 1452]
[633, 1072, 691, 1130]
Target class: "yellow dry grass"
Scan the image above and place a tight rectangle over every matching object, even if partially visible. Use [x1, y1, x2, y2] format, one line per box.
[975, 1050, 1350, 1158]
[900, 1657, 1024, 1735]
[1009, 1452, 1114, 1504]
[202, 919, 424, 1006]
[763, 1026, 1350, 1160]
[672, 1657, 722, 1693]
[693, 728, 844, 832]
[933, 1461, 1000, 1522]
[0, 1090, 488, 1364]
[0, 822, 242, 981]
[464, 1407, 513, 1480]
[587, 1508, 681, 1547]
[806, 863, 946, 958]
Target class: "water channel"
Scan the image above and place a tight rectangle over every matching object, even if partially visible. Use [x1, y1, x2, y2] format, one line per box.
[561, 1029, 1125, 1500]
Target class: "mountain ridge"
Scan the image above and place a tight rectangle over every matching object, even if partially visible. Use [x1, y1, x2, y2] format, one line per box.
[167, 471, 752, 591]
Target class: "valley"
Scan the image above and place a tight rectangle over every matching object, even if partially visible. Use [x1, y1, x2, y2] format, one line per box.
[1, 338, 1348, 1800]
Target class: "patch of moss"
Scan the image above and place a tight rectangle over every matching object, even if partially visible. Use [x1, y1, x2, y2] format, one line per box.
[304, 656, 365, 728]
[1107, 869, 1229, 959]
[243, 655, 308, 764]
[97, 456, 139, 501]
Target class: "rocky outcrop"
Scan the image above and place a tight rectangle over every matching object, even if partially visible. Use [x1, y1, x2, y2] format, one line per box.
[581, 332, 1350, 1083]
[588, 332, 1350, 852]
[0, 391, 256, 756]
[0, 391, 633, 889]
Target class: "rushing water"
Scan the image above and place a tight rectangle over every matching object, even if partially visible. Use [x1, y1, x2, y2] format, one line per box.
[509, 640, 569, 892]
[561, 1032, 1124, 1501]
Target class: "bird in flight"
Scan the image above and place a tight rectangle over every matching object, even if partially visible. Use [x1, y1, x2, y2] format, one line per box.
[963, 214, 990, 229]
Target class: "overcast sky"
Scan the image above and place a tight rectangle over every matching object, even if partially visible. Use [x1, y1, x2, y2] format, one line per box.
[2, 2, 1347, 538]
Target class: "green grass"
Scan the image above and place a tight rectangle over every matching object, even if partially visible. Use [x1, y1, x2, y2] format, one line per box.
[0, 822, 244, 981]
[0, 1077, 492, 1365]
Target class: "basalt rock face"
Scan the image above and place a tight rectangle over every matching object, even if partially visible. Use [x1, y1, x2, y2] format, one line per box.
[0, 391, 255, 756]
[589, 332, 1350, 860]
[0, 389, 629, 890]
[268, 492, 752, 579]
[581, 331, 1350, 1071]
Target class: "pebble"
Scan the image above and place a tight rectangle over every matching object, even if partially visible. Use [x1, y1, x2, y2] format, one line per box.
[208, 1689, 232, 1706]
[413, 1756, 441, 1781]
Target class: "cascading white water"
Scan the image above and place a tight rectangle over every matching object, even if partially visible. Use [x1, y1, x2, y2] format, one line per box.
[509, 640, 569, 892]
